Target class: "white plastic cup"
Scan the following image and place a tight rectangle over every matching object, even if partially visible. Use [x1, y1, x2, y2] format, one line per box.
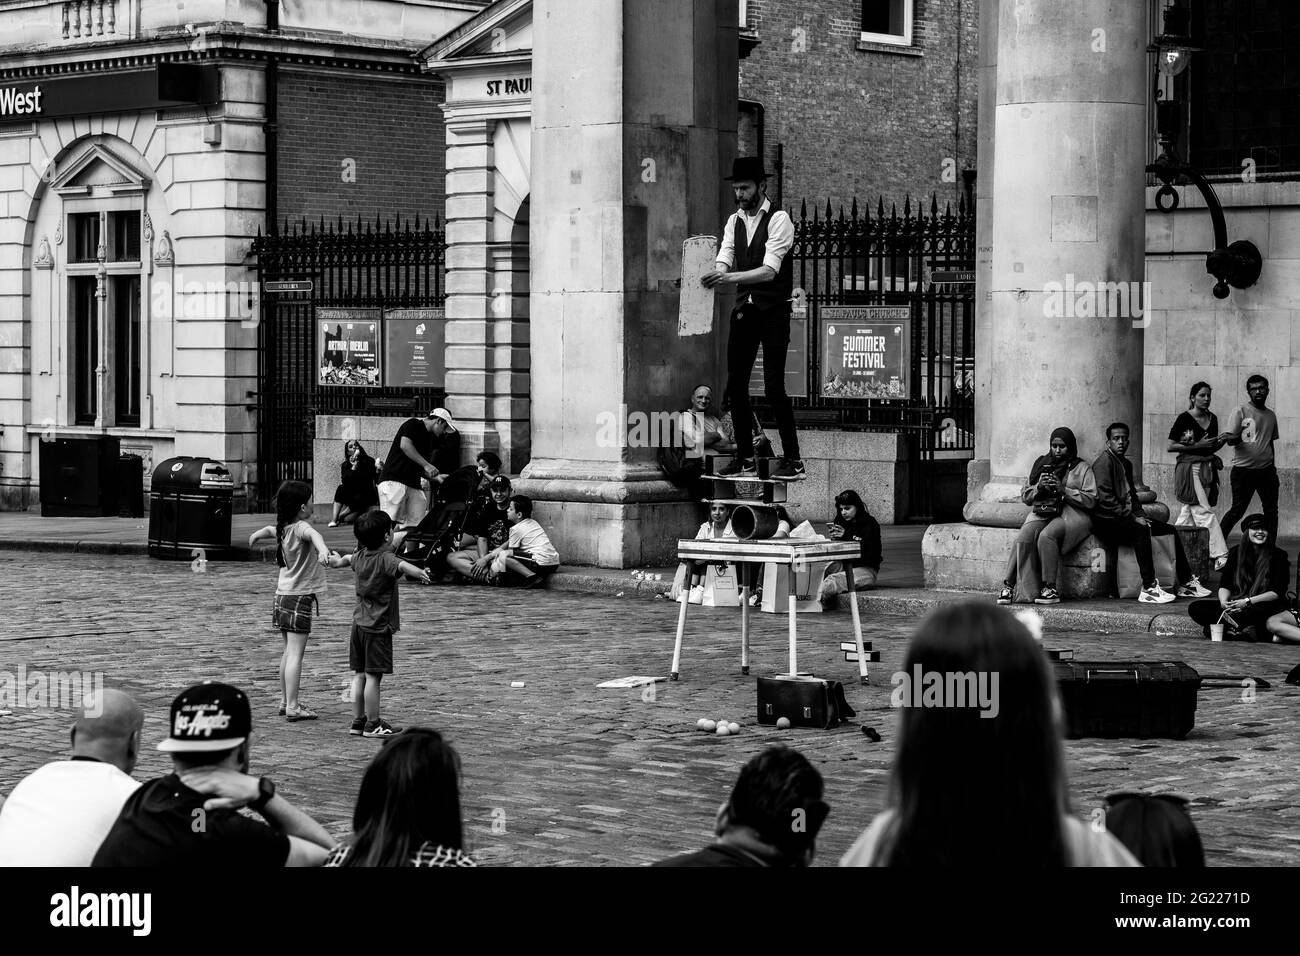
[1209, 623, 1224, 642]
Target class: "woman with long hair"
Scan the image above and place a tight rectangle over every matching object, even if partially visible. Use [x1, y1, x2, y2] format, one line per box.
[819, 489, 882, 602]
[997, 427, 1096, 605]
[840, 602, 1138, 867]
[1168, 381, 1230, 570]
[1186, 513, 1290, 642]
[326, 728, 476, 867]
[329, 439, 380, 527]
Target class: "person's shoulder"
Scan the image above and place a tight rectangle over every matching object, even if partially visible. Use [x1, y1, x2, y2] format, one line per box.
[1063, 815, 1141, 867]
[840, 809, 894, 867]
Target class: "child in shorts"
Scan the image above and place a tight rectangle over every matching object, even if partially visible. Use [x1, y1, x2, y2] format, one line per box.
[485, 495, 560, 588]
[248, 480, 330, 721]
[327, 510, 431, 738]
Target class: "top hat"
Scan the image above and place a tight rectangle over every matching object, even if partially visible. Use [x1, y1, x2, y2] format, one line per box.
[725, 157, 769, 182]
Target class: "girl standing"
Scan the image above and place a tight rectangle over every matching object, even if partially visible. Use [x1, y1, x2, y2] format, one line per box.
[1168, 382, 1230, 570]
[249, 480, 330, 720]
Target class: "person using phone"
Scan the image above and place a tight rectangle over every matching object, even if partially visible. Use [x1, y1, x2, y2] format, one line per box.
[819, 490, 882, 604]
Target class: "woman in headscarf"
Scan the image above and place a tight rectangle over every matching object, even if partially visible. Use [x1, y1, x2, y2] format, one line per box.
[996, 426, 1097, 605]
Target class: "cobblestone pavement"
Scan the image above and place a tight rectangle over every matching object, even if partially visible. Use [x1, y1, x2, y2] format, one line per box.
[1, 552, 1298, 866]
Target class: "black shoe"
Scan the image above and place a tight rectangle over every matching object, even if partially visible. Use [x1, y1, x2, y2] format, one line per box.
[718, 457, 757, 478]
[522, 573, 547, 590]
[770, 458, 807, 481]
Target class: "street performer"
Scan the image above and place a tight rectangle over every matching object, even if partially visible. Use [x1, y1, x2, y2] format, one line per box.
[702, 157, 804, 481]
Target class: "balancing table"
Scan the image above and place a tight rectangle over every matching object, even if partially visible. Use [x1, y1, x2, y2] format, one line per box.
[670, 537, 870, 683]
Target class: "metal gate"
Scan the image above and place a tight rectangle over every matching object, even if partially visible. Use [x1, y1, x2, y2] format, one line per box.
[758, 193, 975, 522]
[250, 216, 446, 511]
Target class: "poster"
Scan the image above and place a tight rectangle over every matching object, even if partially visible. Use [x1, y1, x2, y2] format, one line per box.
[748, 317, 808, 398]
[384, 308, 446, 388]
[820, 306, 911, 400]
[318, 308, 381, 386]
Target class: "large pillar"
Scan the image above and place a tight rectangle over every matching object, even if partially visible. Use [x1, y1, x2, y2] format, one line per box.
[925, 0, 1149, 587]
[519, 0, 736, 567]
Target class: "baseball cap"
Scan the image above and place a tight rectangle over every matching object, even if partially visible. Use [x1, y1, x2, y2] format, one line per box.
[427, 408, 458, 432]
[157, 681, 251, 753]
[489, 475, 512, 491]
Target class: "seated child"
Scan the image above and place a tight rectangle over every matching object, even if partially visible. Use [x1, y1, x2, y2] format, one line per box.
[672, 502, 734, 604]
[819, 490, 882, 603]
[484, 495, 559, 588]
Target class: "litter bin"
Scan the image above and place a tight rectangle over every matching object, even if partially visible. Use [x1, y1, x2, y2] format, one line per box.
[148, 457, 235, 561]
[118, 455, 145, 518]
[39, 436, 120, 517]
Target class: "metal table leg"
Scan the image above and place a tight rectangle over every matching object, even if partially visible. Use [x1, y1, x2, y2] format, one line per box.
[845, 565, 868, 684]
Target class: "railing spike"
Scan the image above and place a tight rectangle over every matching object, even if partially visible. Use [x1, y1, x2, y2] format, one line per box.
[824, 198, 833, 221]
[851, 196, 859, 220]
[800, 198, 808, 219]
[876, 196, 885, 218]
[930, 192, 939, 216]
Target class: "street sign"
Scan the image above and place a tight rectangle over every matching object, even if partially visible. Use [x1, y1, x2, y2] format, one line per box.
[926, 268, 975, 286]
[264, 280, 313, 293]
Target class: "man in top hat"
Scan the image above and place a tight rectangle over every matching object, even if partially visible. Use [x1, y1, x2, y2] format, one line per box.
[702, 157, 804, 481]
[92, 681, 335, 867]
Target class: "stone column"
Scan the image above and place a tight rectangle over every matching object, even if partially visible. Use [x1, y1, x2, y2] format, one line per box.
[520, 0, 736, 567]
[925, 0, 1150, 587]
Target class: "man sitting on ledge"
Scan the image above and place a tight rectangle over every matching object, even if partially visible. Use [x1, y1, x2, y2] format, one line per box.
[1089, 422, 1209, 605]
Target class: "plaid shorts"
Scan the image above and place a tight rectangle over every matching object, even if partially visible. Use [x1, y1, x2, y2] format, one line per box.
[272, 593, 319, 634]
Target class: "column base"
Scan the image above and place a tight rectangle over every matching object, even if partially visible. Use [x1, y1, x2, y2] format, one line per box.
[922, 523, 1117, 598]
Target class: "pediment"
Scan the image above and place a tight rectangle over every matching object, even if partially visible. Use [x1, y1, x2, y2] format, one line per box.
[52, 144, 150, 193]
[420, 0, 532, 65]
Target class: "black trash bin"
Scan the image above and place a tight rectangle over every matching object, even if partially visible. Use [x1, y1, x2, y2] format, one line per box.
[118, 455, 145, 518]
[148, 457, 235, 561]
[39, 436, 120, 517]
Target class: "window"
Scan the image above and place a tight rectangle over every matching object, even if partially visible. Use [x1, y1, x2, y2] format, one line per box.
[111, 276, 141, 426]
[108, 211, 140, 262]
[69, 213, 99, 264]
[861, 0, 913, 47]
[70, 276, 98, 425]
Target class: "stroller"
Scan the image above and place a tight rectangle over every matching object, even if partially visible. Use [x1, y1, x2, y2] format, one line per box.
[398, 465, 484, 574]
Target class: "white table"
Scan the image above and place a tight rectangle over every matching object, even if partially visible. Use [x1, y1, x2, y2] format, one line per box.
[670, 538, 869, 684]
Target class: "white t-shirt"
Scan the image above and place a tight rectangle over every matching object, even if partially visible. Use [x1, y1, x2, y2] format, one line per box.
[0, 760, 141, 866]
[277, 520, 327, 595]
[696, 521, 734, 540]
[507, 518, 559, 566]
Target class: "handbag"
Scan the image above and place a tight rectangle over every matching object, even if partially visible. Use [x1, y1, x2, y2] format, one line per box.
[756, 674, 856, 729]
[1031, 491, 1062, 518]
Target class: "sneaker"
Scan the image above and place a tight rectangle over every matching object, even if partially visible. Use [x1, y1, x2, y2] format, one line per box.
[522, 573, 548, 590]
[996, 586, 1013, 605]
[328, 520, 339, 528]
[717, 457, 758, 478]
[688, 584, 705, 605]
[348, 716, 367, 736]
[277, 701, 286, 717]
[1034, 587, 1061, 605]
[1138, 585, 1176, 604]
[362, 718, 401, 738]
[285, 703, 318, 722]
[770, 458, 808, 481]
[748, 591, 761, 607]
[1176, 577, 1212, 599]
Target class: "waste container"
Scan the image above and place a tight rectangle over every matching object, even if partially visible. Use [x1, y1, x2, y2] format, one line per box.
[39, 436, 120, 516]
[148, 457, 235, 561]
[118, 455, 144, 518]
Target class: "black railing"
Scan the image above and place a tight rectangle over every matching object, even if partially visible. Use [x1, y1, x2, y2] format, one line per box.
[251, 215, 446, 510]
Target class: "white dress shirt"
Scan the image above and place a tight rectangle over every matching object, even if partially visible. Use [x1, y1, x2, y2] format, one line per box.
[715, 198, 795, 275]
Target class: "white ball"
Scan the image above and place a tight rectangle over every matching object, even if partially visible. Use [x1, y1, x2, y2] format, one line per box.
[728, 722, 740, 734]
[776, 717, 792, 729]
[700, 719, 717, 732]
[696, 718, 708, 730]
[715, 724, 731, 736]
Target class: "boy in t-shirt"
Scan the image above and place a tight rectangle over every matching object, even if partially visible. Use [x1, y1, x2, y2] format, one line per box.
[485, 495, 560, 588]
[326, 511, 431, 738]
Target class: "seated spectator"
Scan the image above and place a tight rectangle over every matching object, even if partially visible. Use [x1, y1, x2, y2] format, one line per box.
[653, 746, 829, 867]
[840, 602, 1139, 867]
[446, 476, 513, 584]
[1102, 792, 1205, 867]
[680, 385, 735, 457]
[671, 502, 735, 604]
[1182, 513, 1288, 642]
[485, 495, 559, 588]
[997, 427, 1096, 606]
[329, 440, 379, 528]
[0, 689, 144, 866]
[819, 490, 883, 603]
[92, 681, 336, 867]
[325, 728, 476, 867]
[455, 452, 503, 549]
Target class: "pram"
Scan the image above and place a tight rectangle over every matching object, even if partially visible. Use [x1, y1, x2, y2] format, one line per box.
[398, 465, 484, 573]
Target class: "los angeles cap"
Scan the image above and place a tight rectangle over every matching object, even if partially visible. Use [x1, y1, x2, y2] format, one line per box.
[157, 681, 251, 753]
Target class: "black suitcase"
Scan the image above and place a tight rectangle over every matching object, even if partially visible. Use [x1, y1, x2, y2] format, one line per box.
[1053, 661, 1200, 739]
[756, 675, 855, 729]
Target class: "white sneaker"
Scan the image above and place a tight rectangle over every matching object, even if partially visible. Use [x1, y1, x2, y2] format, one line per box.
[1138, 585, 1176, 604]
[688, 585, 705, 605]
[1176, 577, 1212, 598]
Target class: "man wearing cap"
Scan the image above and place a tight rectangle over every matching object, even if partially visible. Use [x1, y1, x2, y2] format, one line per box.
[377, 408, 458, 547]
[702, 157, 805, 482]
[92, 682, 335, 867]
[446, 474, 513, 583]
[0, 689, 144, 866]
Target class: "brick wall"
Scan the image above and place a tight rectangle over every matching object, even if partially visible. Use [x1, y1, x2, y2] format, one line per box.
[277, 68, 446, 226]
[739, 0, 978, 212]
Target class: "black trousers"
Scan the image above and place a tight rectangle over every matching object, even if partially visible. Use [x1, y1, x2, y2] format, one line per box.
[725, 303, 800, 462]
[1187, 598, 1283, 638]
[1091, 514, 1192, 589]
[1220, 465, 1279, 540]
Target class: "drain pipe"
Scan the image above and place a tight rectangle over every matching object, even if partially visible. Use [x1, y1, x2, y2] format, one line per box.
[264, 0, 279, 233]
